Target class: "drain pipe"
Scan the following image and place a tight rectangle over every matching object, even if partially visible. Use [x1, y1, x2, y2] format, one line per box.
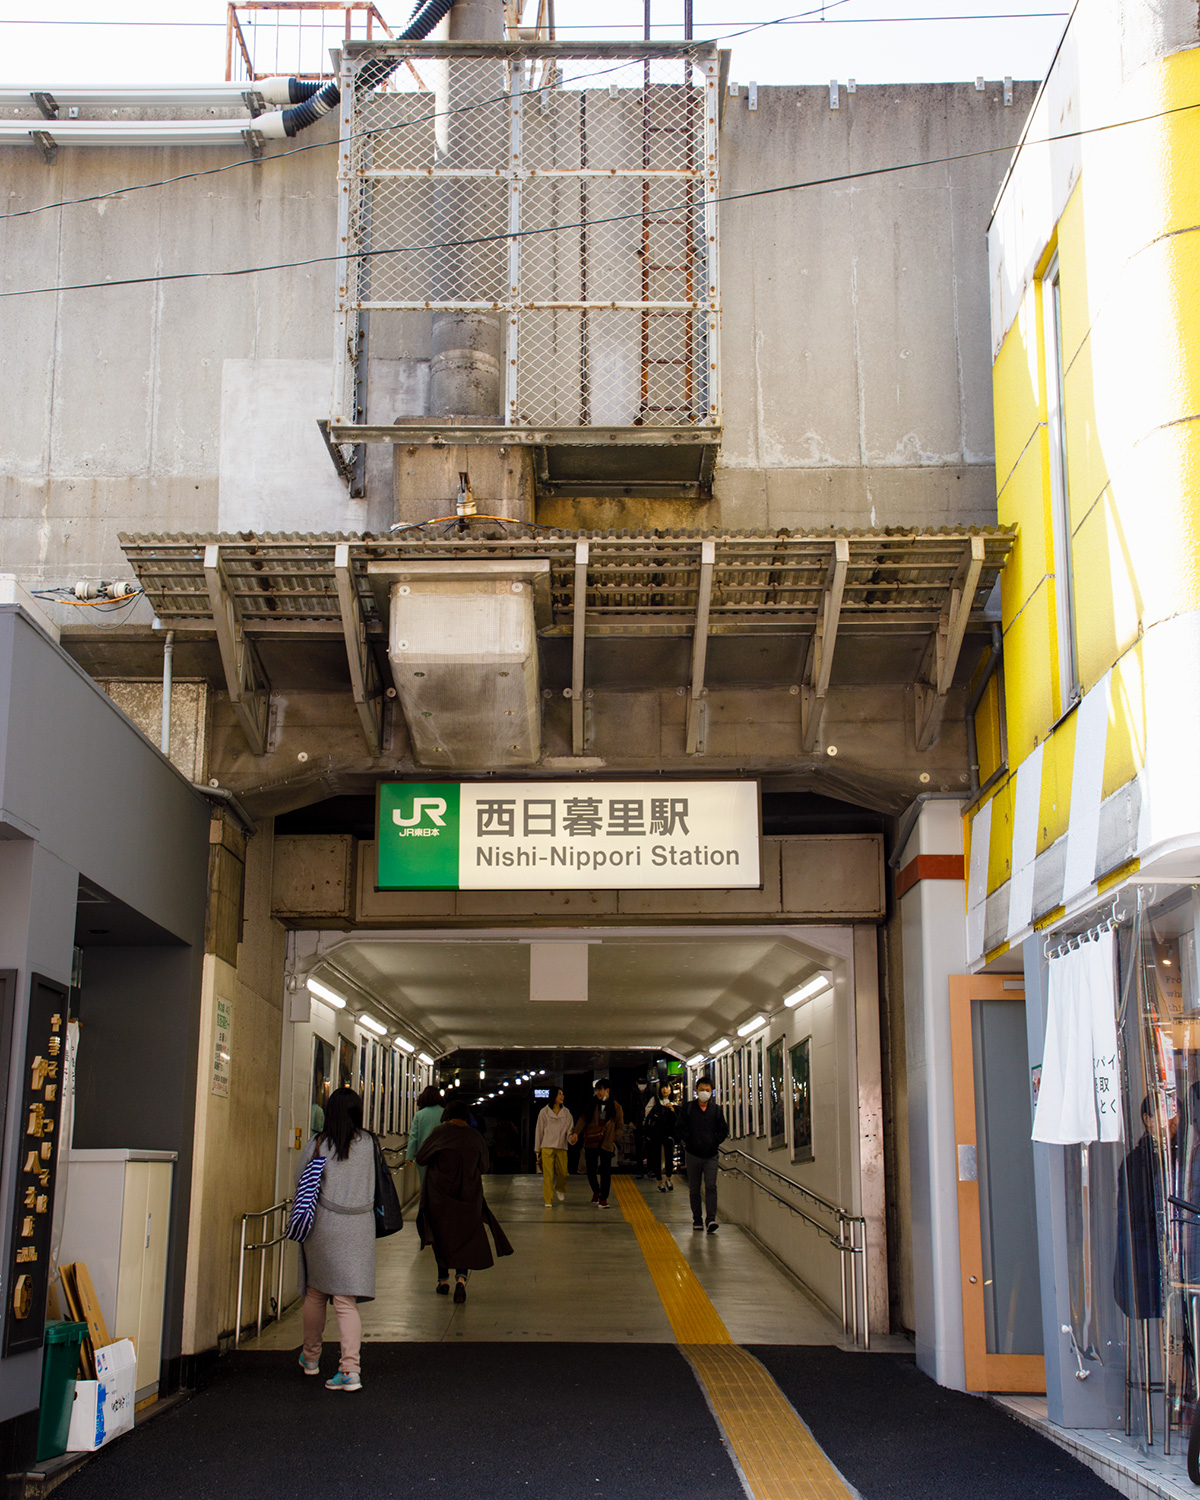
[159, 629, 175, 756]
[256, 0, 457, 139]
[192, 783, 257, 838]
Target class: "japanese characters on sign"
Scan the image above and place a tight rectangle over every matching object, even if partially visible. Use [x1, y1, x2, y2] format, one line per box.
[4, 976, 69, 1357]
[211, 995, 233, 1098]
[376, 781, 760, 891]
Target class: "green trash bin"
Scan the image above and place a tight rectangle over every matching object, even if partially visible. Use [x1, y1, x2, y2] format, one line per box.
[37, 1321, 87, 1461]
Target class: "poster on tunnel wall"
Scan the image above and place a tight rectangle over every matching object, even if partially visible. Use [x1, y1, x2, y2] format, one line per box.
[376, 780, 761, 891]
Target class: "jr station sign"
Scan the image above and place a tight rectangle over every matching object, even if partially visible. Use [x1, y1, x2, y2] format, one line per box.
[376, 781, 761, 891]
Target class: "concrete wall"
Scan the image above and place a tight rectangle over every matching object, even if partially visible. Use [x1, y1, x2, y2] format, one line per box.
[713, 926, 878, 1329]
[181, 824, 286, 1355]
[0, 80, 1035, 591]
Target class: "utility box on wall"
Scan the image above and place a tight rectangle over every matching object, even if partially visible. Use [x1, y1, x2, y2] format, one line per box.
[58, 1150, 176, 1400]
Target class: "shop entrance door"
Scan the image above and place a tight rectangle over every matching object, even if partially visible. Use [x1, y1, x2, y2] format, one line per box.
[950, 973, 1045, 1392]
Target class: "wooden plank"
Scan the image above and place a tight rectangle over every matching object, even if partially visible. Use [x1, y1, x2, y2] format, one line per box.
[685, 538, 716, 755]
[571, 539, 588, 756]
[58, 1265, 94, 1379]
[70, 1261, 112, 1352]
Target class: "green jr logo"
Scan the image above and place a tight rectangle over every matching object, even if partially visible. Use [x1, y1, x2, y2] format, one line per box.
[391, 796, 448, 828]
[377, 783, 460, 889]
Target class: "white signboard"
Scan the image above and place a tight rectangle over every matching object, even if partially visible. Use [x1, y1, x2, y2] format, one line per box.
[211, 994, 233, 1097]
[377, 780, 761, 890]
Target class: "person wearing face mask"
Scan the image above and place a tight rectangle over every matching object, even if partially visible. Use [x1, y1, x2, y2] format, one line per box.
[675, 1075, 729, 1233]
[568, 1077, 624, 1209]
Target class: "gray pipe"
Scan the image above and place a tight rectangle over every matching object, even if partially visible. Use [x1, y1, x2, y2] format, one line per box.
[192, 783, 257, 838]
[429, 0, 505, 419]
[160, 629, 174, 756]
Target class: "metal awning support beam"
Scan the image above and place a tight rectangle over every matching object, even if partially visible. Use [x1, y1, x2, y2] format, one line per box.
[685, 538, 716, 755]
[915, 535, 987, 752]
[202, 544, 271, 756]
[571, 539, 589, 756]
[800, 536, 849, 753]
[334, 543, 383, 758]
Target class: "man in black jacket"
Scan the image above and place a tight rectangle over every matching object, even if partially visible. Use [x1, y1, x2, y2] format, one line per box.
[675, 1075, 729, 1233]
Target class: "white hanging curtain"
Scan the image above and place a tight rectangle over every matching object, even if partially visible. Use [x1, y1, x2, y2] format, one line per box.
[1032, 930, 1122, 1145]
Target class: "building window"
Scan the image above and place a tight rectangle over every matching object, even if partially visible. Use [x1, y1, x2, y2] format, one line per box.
[1043, 255, 1080, 713]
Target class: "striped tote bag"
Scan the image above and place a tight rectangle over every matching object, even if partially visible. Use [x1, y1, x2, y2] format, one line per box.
[285, 1153, 326, 1242]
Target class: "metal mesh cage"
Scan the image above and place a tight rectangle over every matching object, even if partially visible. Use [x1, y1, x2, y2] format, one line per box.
[333, 42, 720, 433]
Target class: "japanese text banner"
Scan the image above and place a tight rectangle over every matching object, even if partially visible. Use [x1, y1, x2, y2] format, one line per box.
[377, 780, 760, 891]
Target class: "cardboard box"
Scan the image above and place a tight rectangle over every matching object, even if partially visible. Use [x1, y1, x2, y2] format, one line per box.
[66, 1339, 136, 1452]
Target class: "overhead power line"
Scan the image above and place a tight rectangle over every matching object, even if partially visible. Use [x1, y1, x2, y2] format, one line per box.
[1, 2, 848, 225]
[0, 10, 1069, 24]
[0, 96, 1191, 302]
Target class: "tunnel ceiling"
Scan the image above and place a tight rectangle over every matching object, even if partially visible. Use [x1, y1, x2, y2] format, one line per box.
[319, 930, 843, 1056]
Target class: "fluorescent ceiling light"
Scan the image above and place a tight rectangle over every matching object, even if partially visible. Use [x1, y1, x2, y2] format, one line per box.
[784, 973, 832, 1007]
[392, 1034, 415, 1052]
[736, 1014, 766, 1037]
[687, 1053, 705, 1067]
[360, 1014, 387, 1036]
[418, 1052, 434, 1066]
[710, 1037, 731, 1053]
[306, 977, 346, 1009]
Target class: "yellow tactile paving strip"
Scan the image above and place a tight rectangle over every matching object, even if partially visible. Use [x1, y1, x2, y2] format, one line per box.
[611, 1176, 854, 1500]
[611, 1174, 731, 1344]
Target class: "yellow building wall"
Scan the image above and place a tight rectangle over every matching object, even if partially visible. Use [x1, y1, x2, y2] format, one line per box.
[969, 44, 1200, 904]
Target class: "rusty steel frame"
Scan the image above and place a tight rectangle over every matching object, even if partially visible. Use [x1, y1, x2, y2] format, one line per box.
[226, 2, 393, 84]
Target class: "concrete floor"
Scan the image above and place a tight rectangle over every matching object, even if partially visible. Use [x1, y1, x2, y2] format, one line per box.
[250, 1172, 844, 1348]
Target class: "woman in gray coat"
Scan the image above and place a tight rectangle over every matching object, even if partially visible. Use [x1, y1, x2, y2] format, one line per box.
[297, 1087, 375, 1391]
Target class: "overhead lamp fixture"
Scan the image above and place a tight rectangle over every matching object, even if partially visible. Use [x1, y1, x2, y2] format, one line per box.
[736, 1015, 766, 1037]
[392, 1034, 415, 1052]
[710, 1037, 731, 1053]
[418, 1052, 434, 1066]
[488, 1092, 495, 1098]
[479, 1069, 486, 1080]
[360, 1014, 387, 1036]
[784, 972, 832, 1007]
[686, 1053, 705, 1067]
[306, 976, 347, 1010]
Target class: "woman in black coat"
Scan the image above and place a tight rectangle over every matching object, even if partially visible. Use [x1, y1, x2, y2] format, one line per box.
[416, 1100, 514, 1302]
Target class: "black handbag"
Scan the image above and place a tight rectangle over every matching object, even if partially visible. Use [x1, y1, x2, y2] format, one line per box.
[371, 1133, 404, 1238]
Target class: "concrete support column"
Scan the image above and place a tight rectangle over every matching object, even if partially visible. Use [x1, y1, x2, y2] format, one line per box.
[898, 799, 968, 1389]
[852, 924, 890, 1335]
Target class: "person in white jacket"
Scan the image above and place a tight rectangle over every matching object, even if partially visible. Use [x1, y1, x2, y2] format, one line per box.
[534, 1086, 573, 1207]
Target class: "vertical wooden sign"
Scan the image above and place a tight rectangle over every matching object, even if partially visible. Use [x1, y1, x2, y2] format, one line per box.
[3, 975, 70, 1357]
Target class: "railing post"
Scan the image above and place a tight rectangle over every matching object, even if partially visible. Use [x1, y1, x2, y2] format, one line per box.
[256, 1219, 266, 1339]
[235, 1215, 247, 1350]
[859, 1220, 870, 1350]
[276, 1205, 287, 1323]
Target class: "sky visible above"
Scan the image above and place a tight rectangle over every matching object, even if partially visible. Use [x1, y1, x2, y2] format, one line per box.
[0, 1, 1068, 88]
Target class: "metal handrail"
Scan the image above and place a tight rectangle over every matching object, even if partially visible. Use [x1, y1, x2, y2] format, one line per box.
[720, 1147, 860, 1225]
[718, 1147, 870, 1348]
[233, 1150, 412, 1349]
[235, 1199, 290, 1349]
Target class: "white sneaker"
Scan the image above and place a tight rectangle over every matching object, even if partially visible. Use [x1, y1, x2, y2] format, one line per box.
[555, 1190, 565, 1201]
